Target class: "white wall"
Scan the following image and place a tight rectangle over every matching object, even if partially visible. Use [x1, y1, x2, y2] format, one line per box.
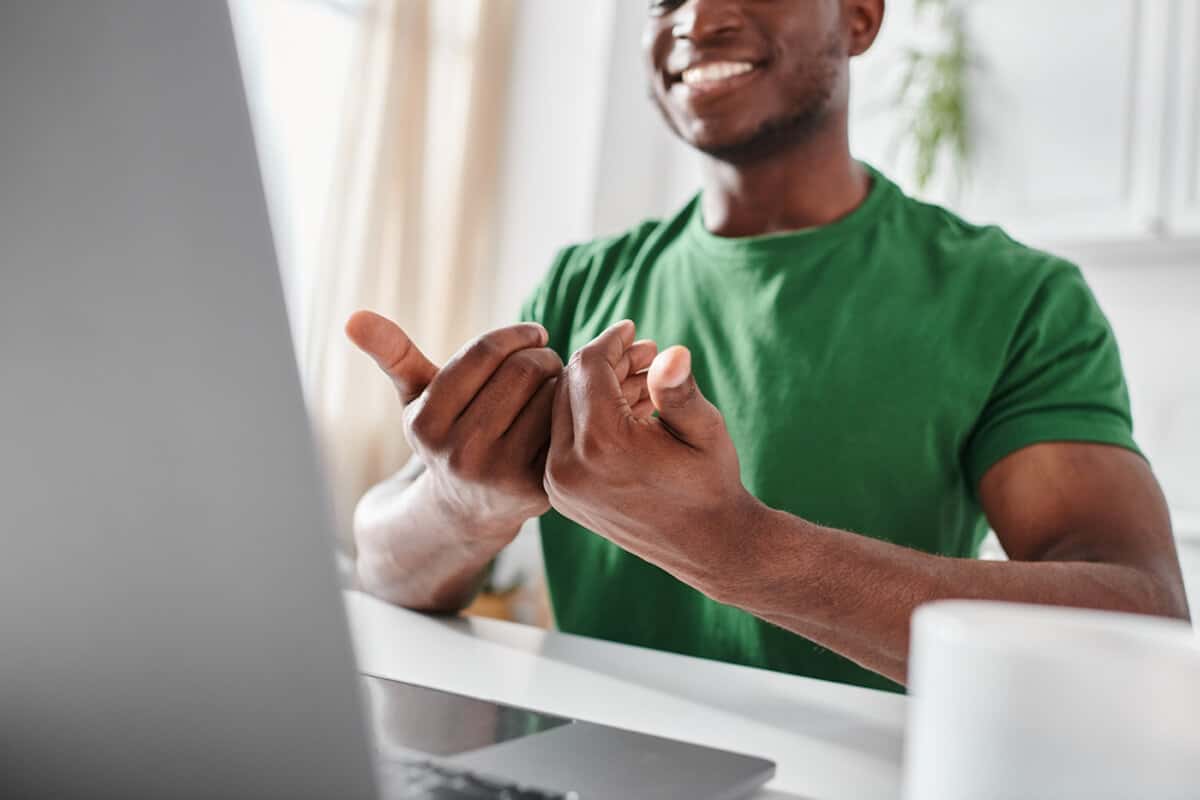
[1081, 263, 1200, 510]
[487, 0, 704, 331]
[487, 1, 618, 328]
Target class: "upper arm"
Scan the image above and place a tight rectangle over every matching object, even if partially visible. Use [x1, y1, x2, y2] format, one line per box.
[979, 441, 1189, 619]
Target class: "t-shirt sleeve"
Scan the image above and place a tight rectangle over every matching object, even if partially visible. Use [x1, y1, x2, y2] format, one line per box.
[964, 262, 1141, 489]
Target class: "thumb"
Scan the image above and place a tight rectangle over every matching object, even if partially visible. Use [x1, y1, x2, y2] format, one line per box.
[647, 346, 723, 445]
[345, 310, 439, 404]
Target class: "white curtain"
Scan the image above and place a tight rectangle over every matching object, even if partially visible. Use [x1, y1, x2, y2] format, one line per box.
[297, 0, 517, 556]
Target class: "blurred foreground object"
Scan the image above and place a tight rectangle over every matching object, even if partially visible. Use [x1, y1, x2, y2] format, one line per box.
[904, 600, 1199, 799]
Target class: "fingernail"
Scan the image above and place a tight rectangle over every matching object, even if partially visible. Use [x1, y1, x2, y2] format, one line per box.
[667, 347, 691, 387]
[652, 346, 690, 388]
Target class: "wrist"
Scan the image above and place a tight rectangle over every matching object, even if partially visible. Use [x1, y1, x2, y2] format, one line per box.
[705, 493, 805, 610]
[417, 472, 525, 549]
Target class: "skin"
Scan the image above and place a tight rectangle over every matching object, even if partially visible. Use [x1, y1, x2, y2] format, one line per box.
[547, 324, 1189, 683]
[347, 311, 656, 610]
[351, 0, 1190, 682]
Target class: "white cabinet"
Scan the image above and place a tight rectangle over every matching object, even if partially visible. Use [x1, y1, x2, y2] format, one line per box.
[959, 0, 1165, 244]
[850, 0, 1198, 251]
[1166, 0, 1200, 237]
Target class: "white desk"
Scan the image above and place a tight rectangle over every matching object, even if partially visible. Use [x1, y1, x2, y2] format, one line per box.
[344, 591, 907, 800]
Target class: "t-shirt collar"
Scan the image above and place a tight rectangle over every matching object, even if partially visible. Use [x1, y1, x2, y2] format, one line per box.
[684, 161, 898, 266]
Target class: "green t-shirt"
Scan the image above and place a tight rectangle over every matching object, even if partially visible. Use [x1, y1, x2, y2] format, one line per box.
[519, 165, 1139, 693]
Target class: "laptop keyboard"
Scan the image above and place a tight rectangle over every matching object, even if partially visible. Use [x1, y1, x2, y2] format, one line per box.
[382, 758, 578, 799]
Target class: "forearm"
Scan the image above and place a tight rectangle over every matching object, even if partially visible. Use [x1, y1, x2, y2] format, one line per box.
[353, 470, 520, 613]
[726, 505, 1189, 685]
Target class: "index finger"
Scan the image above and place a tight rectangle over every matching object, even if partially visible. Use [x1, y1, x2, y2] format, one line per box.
[566, 319, 636, 433]
[422, 322, 550, 426]
[345, 310, 438, 404]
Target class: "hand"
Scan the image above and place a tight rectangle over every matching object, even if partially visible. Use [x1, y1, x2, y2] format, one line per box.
[346, 311, 562, 537]
[544, 320, 765, 599]
[345, 312, 658, 539]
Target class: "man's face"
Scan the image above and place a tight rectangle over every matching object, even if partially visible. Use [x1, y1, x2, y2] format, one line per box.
[643, 0, 850, 163]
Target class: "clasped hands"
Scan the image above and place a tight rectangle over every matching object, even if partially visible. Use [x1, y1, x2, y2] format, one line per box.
[346, 312, 765, 600]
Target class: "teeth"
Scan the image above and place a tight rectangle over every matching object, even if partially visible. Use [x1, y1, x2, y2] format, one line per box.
[681, 61, 755, 86]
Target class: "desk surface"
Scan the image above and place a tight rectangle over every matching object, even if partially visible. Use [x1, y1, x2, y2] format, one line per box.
[344, 591, 907, 800]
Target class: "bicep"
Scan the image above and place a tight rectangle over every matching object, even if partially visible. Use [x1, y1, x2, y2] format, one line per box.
[980, 442, 1184, 587]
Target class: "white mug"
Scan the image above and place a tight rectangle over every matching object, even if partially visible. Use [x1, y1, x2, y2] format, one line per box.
[903, 600, 1200, 800]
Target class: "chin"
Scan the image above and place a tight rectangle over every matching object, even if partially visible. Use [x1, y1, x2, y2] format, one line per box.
[683, 125, 791, 164]
[676, 116, 771, 157]
[687, 105, 831, 164]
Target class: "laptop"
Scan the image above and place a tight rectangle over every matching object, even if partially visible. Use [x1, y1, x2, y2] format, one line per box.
[0, 3, 774, 798]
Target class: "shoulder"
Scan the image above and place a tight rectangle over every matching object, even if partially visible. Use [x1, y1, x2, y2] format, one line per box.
[885, 186, 1090, 313]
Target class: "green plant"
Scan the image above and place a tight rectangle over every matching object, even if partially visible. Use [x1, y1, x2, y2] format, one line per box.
[893, 0, 973, 193]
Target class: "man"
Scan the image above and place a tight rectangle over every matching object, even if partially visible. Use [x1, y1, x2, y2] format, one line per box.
[346, 0, 1189, 693]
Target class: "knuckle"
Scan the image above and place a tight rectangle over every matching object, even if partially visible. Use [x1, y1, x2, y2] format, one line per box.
[466, 333, 502, 363]
[576, 427, 607, 461]
[544, 449, 570, 483]
[536, 348, 565, 376]
[532, 347, 564, 375]
[576, 346, 603, 367]
[503, 351, 544, 386]
[706, 405, 728, 432]
[542, 467, 565, 502]
[664, 382, 698, 409]
[406, 404, 439, 446]
[381, 335, 416, 375]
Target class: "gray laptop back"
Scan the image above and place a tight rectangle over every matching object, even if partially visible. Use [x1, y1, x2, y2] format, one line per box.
[0, 3, 377, 798]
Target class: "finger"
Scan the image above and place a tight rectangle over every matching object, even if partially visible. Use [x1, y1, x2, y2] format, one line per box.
[567, 319, 636, 432]
[625, 370, 654, 419]
[629, 339, 658, 372]
[613, 339, 658, 383]
[503, 374, 558, 459]
[345, 310, 439, 404]
[631, 397, 655, 419]
[620, 371, 648, 409]
[419, 323, 549, 436]
[550, 368, 574, 450]
[461, 347, 562, 440]
[647, 345, 724, 446]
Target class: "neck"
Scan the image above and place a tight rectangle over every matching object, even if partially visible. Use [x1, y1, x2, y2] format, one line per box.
[698, 111, 869, 238]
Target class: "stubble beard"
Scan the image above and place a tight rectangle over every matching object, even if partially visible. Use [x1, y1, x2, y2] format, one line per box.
[650, 34, 844, 166]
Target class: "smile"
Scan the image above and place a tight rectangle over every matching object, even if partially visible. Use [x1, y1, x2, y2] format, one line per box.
[683, 61, 755, 85]
[671, 61, 761, 99]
